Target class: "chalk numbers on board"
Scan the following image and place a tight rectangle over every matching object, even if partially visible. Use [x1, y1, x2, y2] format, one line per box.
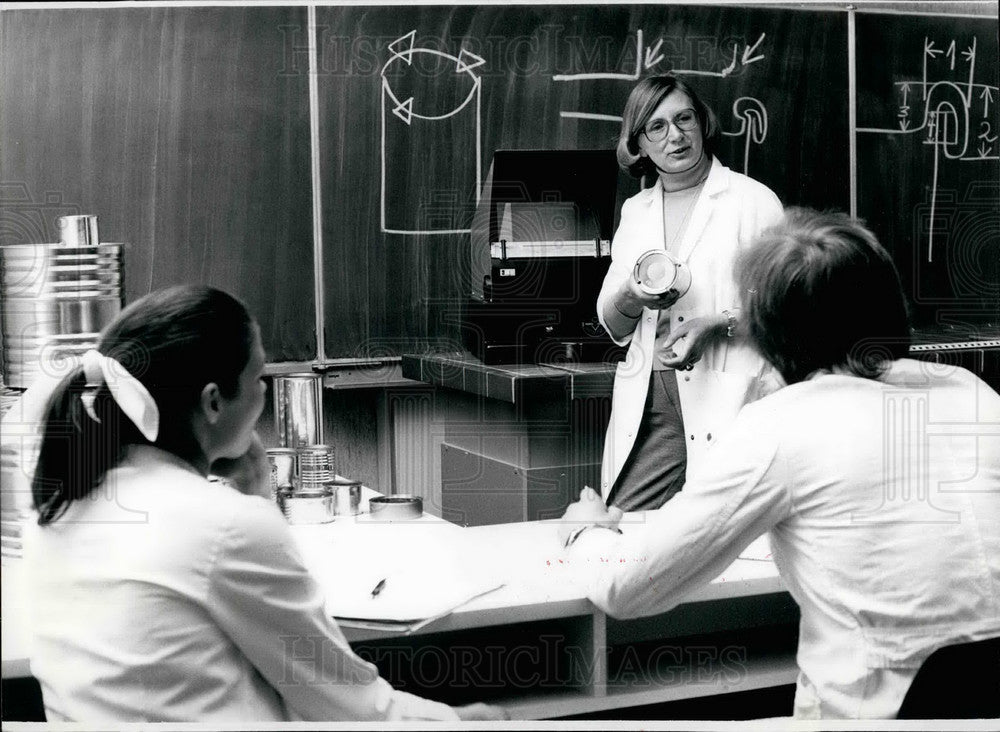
[857, 34, 998, 262]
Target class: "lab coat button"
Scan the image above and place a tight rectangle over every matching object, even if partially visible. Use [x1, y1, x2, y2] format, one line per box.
[690, 434, 695, 440]
[678, 316, 684, 322]
[684, 375, 691, 382]
[646, 317, 653, 323]
[707, 433, 712, 440]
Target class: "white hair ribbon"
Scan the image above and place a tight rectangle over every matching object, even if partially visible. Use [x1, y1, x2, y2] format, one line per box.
[80, 350, 160, 443]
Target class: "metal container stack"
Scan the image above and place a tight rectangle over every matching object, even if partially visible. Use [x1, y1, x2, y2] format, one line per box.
[0, 215, 124, 559]
[0, 215, 123, 388]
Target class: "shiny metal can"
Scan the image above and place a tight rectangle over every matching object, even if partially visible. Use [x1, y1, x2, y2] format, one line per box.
[0, 242, 123, 388]
[368, 495, 423, 521]
[277, 485, 334, 524]
[297, 444, 335, 490]
[272, 374, 324, 448]
[57, 215, 100, 247]
[325, 477, 362, 516]
[265, 447, 298, 501]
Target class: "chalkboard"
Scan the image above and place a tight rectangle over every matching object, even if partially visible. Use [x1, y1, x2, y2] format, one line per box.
[855, 12, 999, 332]
[0, 7, 316, 362]
[314, 5, 852, 359]
[3, 5, 995, 367]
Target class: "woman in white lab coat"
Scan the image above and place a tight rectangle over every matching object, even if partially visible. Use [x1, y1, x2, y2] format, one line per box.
[22, 285, 501, 723]
[598, 75, 784, 511]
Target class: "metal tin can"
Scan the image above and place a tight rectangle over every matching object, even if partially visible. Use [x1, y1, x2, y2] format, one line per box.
[368, 495, 423, 521]
[272, 374, 324, 448]
[277, 485, 334, 524]
[325, 477, 362, 516]
[0, 242, 123, 388]
[297, 444, 335, 489]
[57, 215, 100, 247]
[266, 447, 298, 501]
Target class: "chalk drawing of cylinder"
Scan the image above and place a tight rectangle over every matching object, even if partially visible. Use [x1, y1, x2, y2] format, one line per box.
[723, 97, 768, 175]
[381, 31, 484, 235]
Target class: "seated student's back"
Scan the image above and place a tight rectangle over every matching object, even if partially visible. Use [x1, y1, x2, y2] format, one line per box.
[21, 285, 502, 723]
[559, 209, 1000, 719]
[695, 358, 1000, 717]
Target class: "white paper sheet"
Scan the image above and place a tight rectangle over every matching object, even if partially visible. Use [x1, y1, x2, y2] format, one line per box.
[292, 519, 505, 623]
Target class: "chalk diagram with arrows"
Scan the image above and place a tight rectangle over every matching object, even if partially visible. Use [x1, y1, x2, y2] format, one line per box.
[857, 35, 999, 263]
[380, 30, 486, 235]
[554, 30, 771, 176]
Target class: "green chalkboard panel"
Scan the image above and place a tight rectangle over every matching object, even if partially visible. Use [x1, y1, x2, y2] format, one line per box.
[0, 7, 316, 361]
[315, 5, 851, 359]
[855, 11, 999, 332]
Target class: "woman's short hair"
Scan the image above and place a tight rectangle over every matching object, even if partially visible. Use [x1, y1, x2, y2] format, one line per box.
[736, 208, 912, 385]
[616, 75, 721, 179]
[32, 285, 257, 524]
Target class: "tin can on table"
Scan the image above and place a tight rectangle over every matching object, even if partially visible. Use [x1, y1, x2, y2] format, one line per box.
[277, 484, 334, 524]
[325, 477, 362, 516]
[298, 444, 335, 489]
[265, 447, 298, 501]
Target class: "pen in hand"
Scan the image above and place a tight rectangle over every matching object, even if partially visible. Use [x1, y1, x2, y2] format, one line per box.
[370, 578, 387, 598]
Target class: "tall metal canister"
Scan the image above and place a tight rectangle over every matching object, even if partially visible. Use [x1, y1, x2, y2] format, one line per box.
[272, 373, 324, 448]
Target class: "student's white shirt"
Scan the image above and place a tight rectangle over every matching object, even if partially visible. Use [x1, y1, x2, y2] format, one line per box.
[23, 445, 457, 722]
[569, 359, 1000, 718]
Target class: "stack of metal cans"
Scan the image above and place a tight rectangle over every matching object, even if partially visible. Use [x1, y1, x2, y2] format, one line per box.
[0, 215, 123, 388]
[275, 445, 336, 524]
[1, 215, 123, 559]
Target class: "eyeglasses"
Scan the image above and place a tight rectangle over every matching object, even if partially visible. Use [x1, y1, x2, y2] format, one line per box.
[641, 109, 699, 142]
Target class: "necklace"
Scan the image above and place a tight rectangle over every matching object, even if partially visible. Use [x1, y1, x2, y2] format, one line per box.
[662, 176, 707, 253]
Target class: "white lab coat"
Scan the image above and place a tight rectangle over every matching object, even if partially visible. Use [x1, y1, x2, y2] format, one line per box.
[596, 157, 784, 496]
[22, 445, 458, 722]
[570, 360, 1000, 718]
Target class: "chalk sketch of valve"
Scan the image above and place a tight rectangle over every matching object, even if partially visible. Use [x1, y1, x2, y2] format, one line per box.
[380, 30, 486, 235]
[722, 97, 769, 176]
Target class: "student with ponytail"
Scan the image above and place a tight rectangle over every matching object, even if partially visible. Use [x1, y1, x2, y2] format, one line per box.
[21, 285, 502, 723]
[31, 285, 261, 524]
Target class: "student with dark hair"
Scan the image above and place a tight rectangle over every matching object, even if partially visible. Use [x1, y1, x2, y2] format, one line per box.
[562, 209, 1000, 718]
[598, 75, 784, 512]
[735, 208, 911, 384]
[21, 285, 502, 723]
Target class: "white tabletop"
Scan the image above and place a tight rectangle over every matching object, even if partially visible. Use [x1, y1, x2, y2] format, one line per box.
[1, 510, 783, 678]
